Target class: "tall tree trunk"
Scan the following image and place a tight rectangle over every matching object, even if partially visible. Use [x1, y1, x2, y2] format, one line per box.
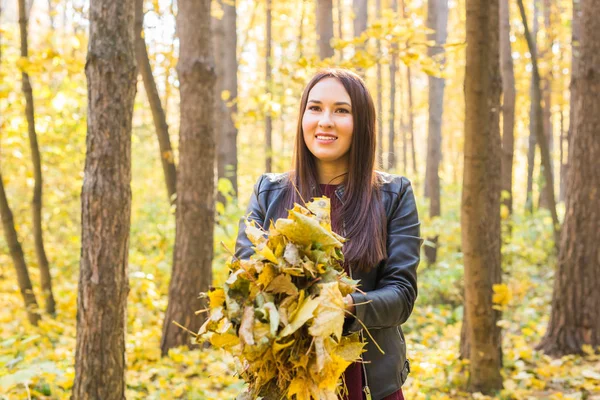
[525, 1, 539, 213]
[352, 0, 368, 78]
[0, 172, 41, 326]
[160, 0, 215, 355]
[559, 106, 566, 202]
[18, 0, 56, 315]
[462, 0, 503, 393]
[387, 0, 399, 172]
[376, 0, 384, 168]
[424, 0, 448, 264]
[72, 0, 137, 397]
[219, 0, 238, 195]
[317, 0, 334, 59]
[407, 67, 417, 176]
[265, 0, 273, 172]
[500, 0, 516, 216]
[537, 0, 600, 356]
[336, 0, 344, 61]
[517, 0, 560, 246]
[538, 0, 554, 209]
[135, 0, 177, 204]
[298, 0, 306, 59]
[561, 0, 581, 203]
[213, 0, 239, 200]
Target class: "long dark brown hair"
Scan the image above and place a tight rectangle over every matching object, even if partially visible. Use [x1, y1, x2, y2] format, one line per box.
[280, 68, 387, 271]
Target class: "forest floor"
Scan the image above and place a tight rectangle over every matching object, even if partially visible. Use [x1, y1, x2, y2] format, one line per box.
[1, 197, 599, 400]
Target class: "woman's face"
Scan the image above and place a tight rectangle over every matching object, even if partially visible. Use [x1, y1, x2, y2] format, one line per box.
[302, 77, 353, 168]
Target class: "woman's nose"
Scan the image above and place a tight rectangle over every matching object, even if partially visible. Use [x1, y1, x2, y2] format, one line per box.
[318, 112, 333, 128]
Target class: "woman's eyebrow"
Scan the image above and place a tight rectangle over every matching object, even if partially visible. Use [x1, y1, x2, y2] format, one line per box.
[307, 99, 351, 106]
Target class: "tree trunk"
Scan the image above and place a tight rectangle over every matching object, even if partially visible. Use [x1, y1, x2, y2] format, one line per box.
[0, 171, 41, 326]
[561, 0, 581, 203]
[352, 0, 368, 78]
[525, 1, 539, 213]
[72, 0, 137, 397]
[18, 0, 56, 315]
[219, 0, 238, 196]
[537, 0, 600, 356]
[517, 0, 560, 246]
[500, 0, 516, 216]
[317, 0, 334, 59]
[407, 67, 417, 177]
[265, 0, 273, 172]
[160, 0, 215, 355]
[336, 0, 344, 61]
[298, 0, 305, 59]
[386, 0, 399, 172]
[134, 0, 177, 204]
[424, 0, 448, 264]
[376, 0, 384, 168]
[538, 0, 554, 209]
[462, 0, 503, 393]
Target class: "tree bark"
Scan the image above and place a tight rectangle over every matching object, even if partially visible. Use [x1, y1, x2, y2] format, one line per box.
[538, 0, 600, 356]
[265, 0, 273, 172]
[134, 0, 177, 204]
[538, 0, 554, 209]
[376, 0, 384, 168]
[336, 0, 344, 61]
[0, 171, 41, 326]
[561, 0, 581, 203]
[517, 0, 560, 246]
[500, 0, 516, 216]
[72, 0, 137, 398]
[18, 0, 56, 315]
[317, 0, 334, 59]
[462, 0, 503, 392]
[387, 0, 399, 172]
[160, 0, 215, 355]
[218, 0, 238, 196]
[525, 1, 539, 213]
[352, 0, 368, 78]
[407, 67, 417, 176]
[424, 0, 448, 264]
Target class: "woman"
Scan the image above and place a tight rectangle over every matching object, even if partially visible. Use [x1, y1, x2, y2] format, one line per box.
[235, 68, 421, 400]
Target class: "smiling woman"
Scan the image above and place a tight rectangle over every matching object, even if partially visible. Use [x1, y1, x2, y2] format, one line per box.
[235, 68, 421, 400]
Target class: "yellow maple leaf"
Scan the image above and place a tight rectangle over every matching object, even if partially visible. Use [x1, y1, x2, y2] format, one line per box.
[280, 295, 319, 337]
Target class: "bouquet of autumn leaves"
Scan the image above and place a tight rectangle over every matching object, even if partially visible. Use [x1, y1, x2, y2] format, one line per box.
[197, 197, 366, 399]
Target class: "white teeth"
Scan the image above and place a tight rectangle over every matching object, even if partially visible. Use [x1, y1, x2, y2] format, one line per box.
[316, 135, 336, 140]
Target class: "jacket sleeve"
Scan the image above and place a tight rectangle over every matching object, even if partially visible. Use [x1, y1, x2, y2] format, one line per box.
[347, 177, 421, 331]
[234, 174, 267, 260]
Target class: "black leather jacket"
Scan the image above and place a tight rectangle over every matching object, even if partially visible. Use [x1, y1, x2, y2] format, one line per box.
[234, 171, 422, 400]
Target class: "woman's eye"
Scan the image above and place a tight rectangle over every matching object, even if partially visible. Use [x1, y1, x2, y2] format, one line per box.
[336, 108, 350, 113]
[308, 105, 321, 111]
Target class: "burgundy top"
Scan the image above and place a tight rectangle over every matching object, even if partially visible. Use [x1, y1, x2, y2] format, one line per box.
[319, 184, 405, 400]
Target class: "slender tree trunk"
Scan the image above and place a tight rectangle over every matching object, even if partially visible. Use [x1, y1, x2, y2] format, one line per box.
[538, 0, 554, 209]
[525, 1, 539, 213]
[517, 0, 560, 246]
[135, 0, 177, 204]
[424, 0, 448, 264]
[0, 172, 41, 326]
[407, 67, 417, 176]
[317, 0, 334, 59]
[387, 0, 399, 172]
[352, 0, 368, 78]
[462, 0, 503, 392]
[376, 0, 384, 168]
[559, 105, 566, 202]
[220, 0, 238, 195]
[562, 0, 581, 203]
[265, 0, 273, 172]
[538, 0, 600, 356]
[73, 0, 137, 397]
[48, 0, 55, 30]
[336, 0, 344, 61]
[18, 0, 56, 315]
[500, 0, 516, 216]
[160, 0, 215, 355]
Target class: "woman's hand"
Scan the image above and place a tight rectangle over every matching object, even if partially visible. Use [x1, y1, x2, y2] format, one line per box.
[344, 294, 355, 314]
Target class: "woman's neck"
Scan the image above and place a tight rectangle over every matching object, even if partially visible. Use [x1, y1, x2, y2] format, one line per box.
[315, 160, 348, 185]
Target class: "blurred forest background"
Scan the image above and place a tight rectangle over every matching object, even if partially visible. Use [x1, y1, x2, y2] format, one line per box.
[0, 0, 599, 399]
